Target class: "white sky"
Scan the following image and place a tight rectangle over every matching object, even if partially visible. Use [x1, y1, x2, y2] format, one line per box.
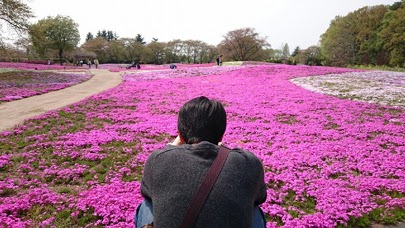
[28, 0, 398, 50]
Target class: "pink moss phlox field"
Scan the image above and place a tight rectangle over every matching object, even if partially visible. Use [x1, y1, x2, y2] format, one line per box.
[0, 71, 92, 102]
[0, 187, 65, 227]
[100, 63, 216, 72]
[75, 180, 142, 227]
[123, 65, 252, 81]
[0, 62, 79, 70]
[0, 64, 404, 227]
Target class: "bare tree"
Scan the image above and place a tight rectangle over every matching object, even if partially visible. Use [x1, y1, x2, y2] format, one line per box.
[0, 0, 33, 48]
[144, 41, 165, 64]
[218, 27, 270, 61]
[165, 39, 183, 63]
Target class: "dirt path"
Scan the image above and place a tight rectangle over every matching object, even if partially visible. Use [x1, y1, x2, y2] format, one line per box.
[0, 69, 122, 132]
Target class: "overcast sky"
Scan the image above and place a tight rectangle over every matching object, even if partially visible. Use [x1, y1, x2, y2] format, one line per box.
[28, 0, 398, 50]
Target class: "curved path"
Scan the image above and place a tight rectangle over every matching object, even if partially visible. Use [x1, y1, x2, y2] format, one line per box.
[0, 69, 122, 132]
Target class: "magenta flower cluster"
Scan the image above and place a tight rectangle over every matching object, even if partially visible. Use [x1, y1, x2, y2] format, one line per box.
[100, 63, 216, 72]
[0, 64, 403, 227]
[123, 65, 252, 81]
[0, 62, 79, 70]
[0, 71, 92, 102]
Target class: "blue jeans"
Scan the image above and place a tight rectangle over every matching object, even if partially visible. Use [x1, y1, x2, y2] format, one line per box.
[135, 200, 266, 228]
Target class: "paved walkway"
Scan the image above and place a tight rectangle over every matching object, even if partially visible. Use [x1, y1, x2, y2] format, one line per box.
[0, 69, 122, 132]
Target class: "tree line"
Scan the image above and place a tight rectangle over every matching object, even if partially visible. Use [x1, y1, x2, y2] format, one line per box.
[78, 35, 220, 64]
[0, 2, 271, 65]
[269, 1, 404, 67]
[2, 15, 271, 65]
[320, 1, 405, 67]
[0, 0, 403, 67]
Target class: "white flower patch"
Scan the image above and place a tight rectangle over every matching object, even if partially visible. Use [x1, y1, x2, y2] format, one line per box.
[291, 71, 405, 107]
[54, 71, 88, 75]
[0, 68, 18, 73]
[222, 61, 243, 66]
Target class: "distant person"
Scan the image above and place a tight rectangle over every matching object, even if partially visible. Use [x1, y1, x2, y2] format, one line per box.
[127, 61, 139, 69]
[216, 55, 223, 66]
[170, 64, 177, 69]
[80, 60, 83, 66]
[135, 96, 267, 228]
[94, 59, 99, 69]
[87, 59, 91, 69]
[127, 62, 135, 69]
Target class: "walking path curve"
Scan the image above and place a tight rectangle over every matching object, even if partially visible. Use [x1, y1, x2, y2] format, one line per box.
[0, 69, 122, 132]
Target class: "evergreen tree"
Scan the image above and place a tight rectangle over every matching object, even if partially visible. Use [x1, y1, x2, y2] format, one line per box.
[101, 30, 108, 40]
[85, 32, 94, 41]
[389, 1, 403, 10]
[135, 34, 146, 45]
[96, 30, 118, 41]
[282, 43, 290, 59]
[291, 46, 300, 57]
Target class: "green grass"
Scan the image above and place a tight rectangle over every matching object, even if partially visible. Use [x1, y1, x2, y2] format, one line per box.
[0, 68, 19, 73]
[348, 65, 405, 72]
[283, 190, 318, 215]
[275, 113, 300, 125]
[324, 122, 340, 130]
[0, 188, 17, 197]
[26, 206, 104, 227]
[265, 185, 318, 225]
[336, 207, 405, 227]
[26, 205, 56, 224]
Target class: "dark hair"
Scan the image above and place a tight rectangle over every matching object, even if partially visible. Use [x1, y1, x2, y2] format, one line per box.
[178, 96, 226, 144]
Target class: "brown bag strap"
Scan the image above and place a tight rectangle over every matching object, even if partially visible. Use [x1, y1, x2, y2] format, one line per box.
[179, 145, 231, 228]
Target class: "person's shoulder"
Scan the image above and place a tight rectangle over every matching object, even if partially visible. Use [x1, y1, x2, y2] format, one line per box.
[228, 146, 261, 163]
[151, 144, 184, 157]
[227, 148, 262, 167]
[145, 145, 180, 165]
[226, 146, 264, 172]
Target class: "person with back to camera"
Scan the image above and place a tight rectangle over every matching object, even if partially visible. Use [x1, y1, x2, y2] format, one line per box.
[94, 59, 99, 69]
[216, 55, 223, 66]
[135, 96, 267, 228]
